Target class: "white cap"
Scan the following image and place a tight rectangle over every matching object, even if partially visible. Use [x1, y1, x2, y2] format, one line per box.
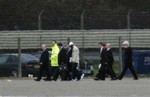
[122, 41, 129, 45]
[69, 42, 74, 46]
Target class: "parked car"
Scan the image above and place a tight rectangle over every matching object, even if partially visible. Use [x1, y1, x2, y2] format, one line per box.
[31, 51, 42, 60]
[0, 54, 39, 77]
[80, 60, 94, 76]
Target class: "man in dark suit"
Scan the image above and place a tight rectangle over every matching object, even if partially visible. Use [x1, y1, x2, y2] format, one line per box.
[66, 44, 73, 80]
[57, 43, 68, 80]
[94, 43, 108, 80]
[58, 43, 67, 66]
[106, 43, 117, 80]
[35, 44, 51, 81]
[118, 41, 138, 80]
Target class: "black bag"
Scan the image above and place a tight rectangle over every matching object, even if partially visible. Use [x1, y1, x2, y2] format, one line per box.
[59, 64, 68, 72]
[59, 64, 69, 80]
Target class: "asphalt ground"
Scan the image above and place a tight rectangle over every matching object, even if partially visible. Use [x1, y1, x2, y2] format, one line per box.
[0, 78, 150, 97]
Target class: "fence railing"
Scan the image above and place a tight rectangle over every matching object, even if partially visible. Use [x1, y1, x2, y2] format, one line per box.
[0, 29, 150, 49]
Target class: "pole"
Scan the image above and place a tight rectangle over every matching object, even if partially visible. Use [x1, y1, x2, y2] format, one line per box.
[80, 9, 86, 30]
[80, 9, 86, 63]
[127, 9, 132, 49]
[38, 10, 44, 30]
[67, 37, 70, 44]
[18, 37, 22, 78]
[127, 9, 132, 29]
[119, 37, 122, 73]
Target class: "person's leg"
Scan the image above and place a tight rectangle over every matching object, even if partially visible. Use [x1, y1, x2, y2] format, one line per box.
[71, 63, 78, 80]
[36, 66, 44, 81]
[51, 67, 55, 79]
[52, 67, 59, 81]
[45, 66, 51, 80]
[107, 64, 117, 80]
[98, 64, 106, 80]
[67, 63, 72, 80]
[118, 65, 128, 80]
[128, 65, 138, 79]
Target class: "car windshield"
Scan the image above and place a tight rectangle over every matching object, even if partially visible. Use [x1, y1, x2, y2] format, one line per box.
[21, 54, 38, 63]
[0, 55, 9, 64]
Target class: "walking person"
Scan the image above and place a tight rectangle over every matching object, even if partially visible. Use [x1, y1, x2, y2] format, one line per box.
[57, 43, 68, 81]
[106, 43, 117, 80]
[118, 41, 138, 80]
[69, 42, 81, 81]
[50, 40, 60, 81]
[94, 42, 108, 80]
[66, 44, 73, 80]
[35, 44, 51, 81]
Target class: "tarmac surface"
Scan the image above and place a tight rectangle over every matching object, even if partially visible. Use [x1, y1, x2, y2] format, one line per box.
[0, 78, 150, 97]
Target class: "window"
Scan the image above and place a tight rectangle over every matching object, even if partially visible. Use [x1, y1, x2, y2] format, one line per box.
[7, 55, 17, 63]
[0, 55, 9, 64]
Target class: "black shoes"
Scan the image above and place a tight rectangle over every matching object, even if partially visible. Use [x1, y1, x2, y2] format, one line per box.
[111, 78, 117, 81]
[94, 77, 100, 81]
[34, 79, 40, 81]
[94, 77, 105, 81]
[43, 78, 51, 81]
[134, 78, 138, 80]
[34, 78, 51, 81]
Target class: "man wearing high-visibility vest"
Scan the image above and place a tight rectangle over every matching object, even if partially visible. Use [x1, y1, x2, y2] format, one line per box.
[50, 40, 60, 81]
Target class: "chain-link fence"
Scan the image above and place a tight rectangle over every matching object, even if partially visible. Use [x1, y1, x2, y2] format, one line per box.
[1, 10, 150, 30]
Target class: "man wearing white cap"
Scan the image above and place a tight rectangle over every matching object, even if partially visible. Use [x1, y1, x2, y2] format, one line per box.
[118, 41, 138, 80]
[69, 42, 81, 81]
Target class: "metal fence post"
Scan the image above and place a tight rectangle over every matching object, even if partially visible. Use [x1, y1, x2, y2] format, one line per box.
[79, 31, 85, 65]
[18, 37, 22, 78]
[67, 37, 70, 44]
[119, 36, 122, 72]
[38, 10, 44, 30]
[80, 9, 86, 30]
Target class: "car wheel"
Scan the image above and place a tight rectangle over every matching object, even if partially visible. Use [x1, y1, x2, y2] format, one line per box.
[11, 70, 18, 78]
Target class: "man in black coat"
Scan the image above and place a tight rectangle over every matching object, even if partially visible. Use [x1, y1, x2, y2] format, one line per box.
[106, 43, 117, 80]
[66, 44, 73, 80]
[94, 43, 109, 80]
[58, 43, 67, 65]
[57, 43, 68, 80]
[118, 41, 138, 80]
[35, 44, 51, 81]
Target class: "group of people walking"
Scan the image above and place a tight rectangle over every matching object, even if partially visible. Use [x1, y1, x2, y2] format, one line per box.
[35, 40, 83, 81]
[94, 41, 138, 81]
[35, 40, 138, 81]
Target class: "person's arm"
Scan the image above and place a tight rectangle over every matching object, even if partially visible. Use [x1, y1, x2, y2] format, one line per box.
[74, 48, 79, 63]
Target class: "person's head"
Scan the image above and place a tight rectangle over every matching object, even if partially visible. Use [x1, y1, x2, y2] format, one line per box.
[51, 40, 57, 47]
[122, 41, 129, 48]
[57, 43, 63, 49]
[106, 43, 111, 49]
[99, 42, 105, 48]
[41, 44, 46, 50]
[69, 42, 74, 48]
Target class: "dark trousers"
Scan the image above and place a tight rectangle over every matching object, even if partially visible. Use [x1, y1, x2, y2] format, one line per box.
[96, 64, 106, 80]
[71, 63, 81, 80]
[96, 64, 116, 80]
[118, 64, 138, 79]
[37, 65, 51, 80]
[51, 66, 59, 81]
[107, 64, 117, 79]
[67, 62, 72, 80]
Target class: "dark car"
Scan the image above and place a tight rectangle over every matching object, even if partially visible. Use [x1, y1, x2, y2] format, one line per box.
[80, 60, 94, 76]
[0, 54, 39, 77]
